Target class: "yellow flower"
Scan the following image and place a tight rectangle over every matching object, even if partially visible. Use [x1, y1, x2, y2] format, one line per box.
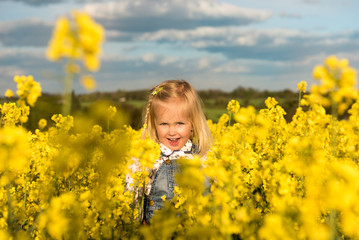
[13, 75, 42, 106]
[19, 115, 28, 123]
[310, 56, 358, 115]
[106, 106, 117, 120]
[6, 56, 359, 239]
[65, 63, 80, 74]
[51, 114, 74, 131]
[84, 54, 100, 71]
[4, 89, 14, 98]
[227, 100, 240, 114]
[297, 81, 307, 93]
[47, 11, 104, 72]
[1, 102, 30, 126]
[234, 105, 256, 125]
[46, 17, 72, 61]
[38, 119, 47, 129]
[173, 186, 181, 195]
[80, 75, 96, 90]
[218, 113, 229, 125]
[27, 85, 42, 107]
[325, 55, 339, 70]
[313, 65, 326, 80]
[0, 126, 30, 173]
[264, 97, 278, 109]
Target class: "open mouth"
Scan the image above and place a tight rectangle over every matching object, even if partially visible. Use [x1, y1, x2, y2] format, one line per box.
[168, 138, 180, 146]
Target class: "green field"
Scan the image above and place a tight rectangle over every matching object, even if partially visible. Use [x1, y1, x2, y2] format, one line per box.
[2, 87, 299, 131]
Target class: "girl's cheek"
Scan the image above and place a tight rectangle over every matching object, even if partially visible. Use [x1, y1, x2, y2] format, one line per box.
[176, 125, 184, 132]
[157, 126, 166, 133]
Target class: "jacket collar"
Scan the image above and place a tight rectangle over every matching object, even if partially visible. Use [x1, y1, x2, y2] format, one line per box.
[160, 139, 193, 159]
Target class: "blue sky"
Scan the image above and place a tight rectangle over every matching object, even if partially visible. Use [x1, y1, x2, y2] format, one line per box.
[1, 0, 358, 94]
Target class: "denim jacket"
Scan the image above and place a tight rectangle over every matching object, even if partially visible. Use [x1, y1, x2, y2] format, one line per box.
[144, 158, 181, 222]
[125, 140, 205, 223]
[143, 140, 196, 222]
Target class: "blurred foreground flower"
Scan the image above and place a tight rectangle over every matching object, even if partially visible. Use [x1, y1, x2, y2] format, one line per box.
[80, 75, 97, 90]
[4, 89, 14, 98]
[46, 10, 105, 114]
[38, 118, 47, 129]
[2, 56, 359, 239]
[310, 55, 358, 115]
[47, 10, 104, 72]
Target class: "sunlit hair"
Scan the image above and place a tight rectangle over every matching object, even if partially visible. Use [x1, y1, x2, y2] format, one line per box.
[142, 80, 212, 156]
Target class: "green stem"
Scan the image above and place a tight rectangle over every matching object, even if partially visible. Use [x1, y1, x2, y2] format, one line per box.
[62, 69, 74, 116]
[274, 122, 277, 153]
[304, 114, 308, 137]
[7, 181, 14, 236]
[23, 172, 28, 209]
[331, 100, 338, 158]
[329, 210, 339, 240]
[298, 91, 302, 108]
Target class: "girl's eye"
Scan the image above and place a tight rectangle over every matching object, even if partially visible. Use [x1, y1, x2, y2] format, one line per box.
[160, 123, 167, 126]
[177, 122, 184, 125]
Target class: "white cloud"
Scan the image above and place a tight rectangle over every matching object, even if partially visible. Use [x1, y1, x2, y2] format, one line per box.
[84, 0, 271, 19]
[0, 48, 44, 57]
[11, 0, 63, 6]
[0, 18, 52, 47]
[278, 12, 302, 19]
[160, 56, 179, 66]
[197, 58, 210, 69]
[134, 26, 359, 61]
[0, 18, 52, 31]
[0, 65, 24, 79]
[100, 53, 135, 62]
[213, 62, 249, 73]
[301, 0, 320, 4]
[137, 26, 303, 47]
[83, 0, 272, 32]
[142, 53, 157, 62]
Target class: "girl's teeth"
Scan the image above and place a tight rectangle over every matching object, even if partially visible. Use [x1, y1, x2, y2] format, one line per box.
[168, 138, 179, 146]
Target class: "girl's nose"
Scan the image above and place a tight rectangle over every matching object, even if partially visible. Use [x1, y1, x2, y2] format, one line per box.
[168, 125, 176, 135]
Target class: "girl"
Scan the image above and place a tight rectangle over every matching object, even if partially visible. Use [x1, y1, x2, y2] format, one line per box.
[126, 80, 212, 224]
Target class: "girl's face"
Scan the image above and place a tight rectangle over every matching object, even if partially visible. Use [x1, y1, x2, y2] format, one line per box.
[154, 98, 192, 151]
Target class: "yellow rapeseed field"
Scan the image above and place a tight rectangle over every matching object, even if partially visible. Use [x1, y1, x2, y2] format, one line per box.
[1, 11, 359, 240]
[1, 55, 359, 239]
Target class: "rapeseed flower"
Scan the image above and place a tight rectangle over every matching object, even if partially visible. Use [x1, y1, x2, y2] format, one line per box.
[2, 56, 359, 239]
[227, 99, 240, 114]
[0, 126, 29, 173]
[47, 11, 104, 72]
[13, 75, 41, 107]
[311, 55, 358, 115]
[46, 10, 104, 114]
[80, 75, 97, 90]
[38, 118, 47, 129]
[4, 89, 14, 98]
[297, 81, 307, 93]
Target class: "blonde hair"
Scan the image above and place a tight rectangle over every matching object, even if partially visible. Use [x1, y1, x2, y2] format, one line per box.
[142, 80, 212, 156]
